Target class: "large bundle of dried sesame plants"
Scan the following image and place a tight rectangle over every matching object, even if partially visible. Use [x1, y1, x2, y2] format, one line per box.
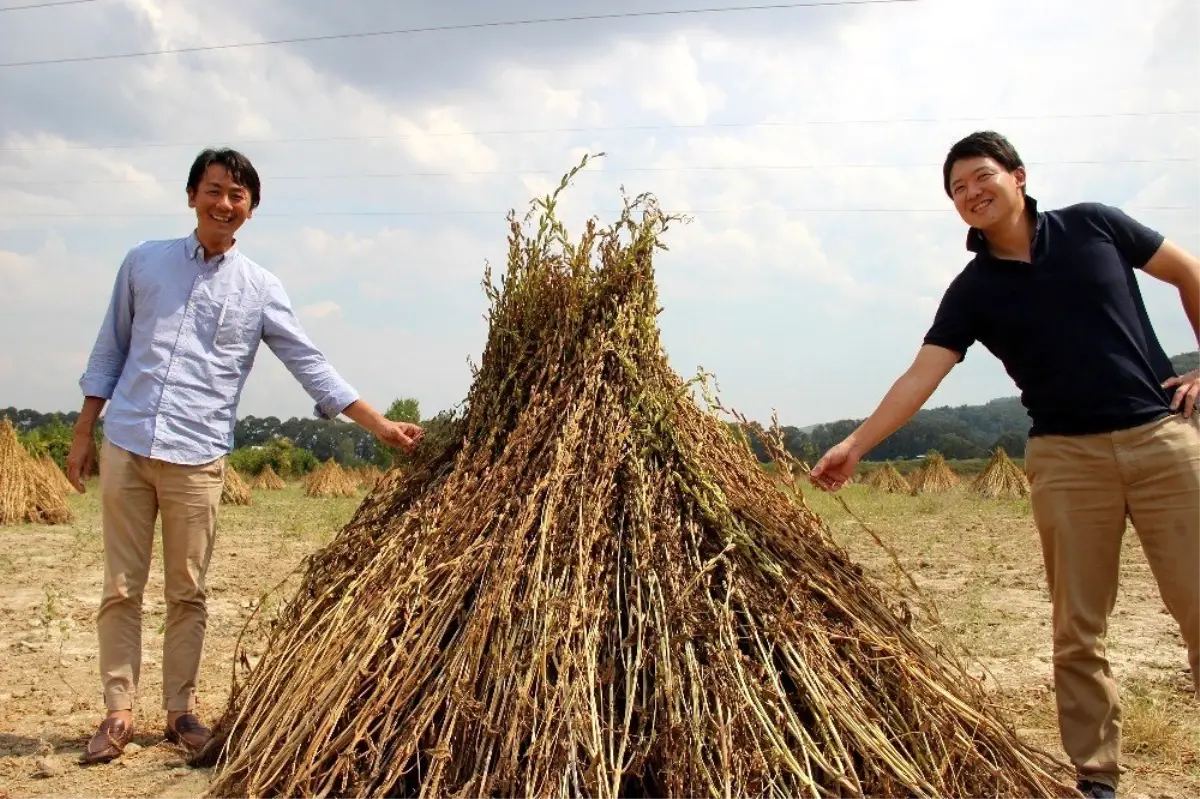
[0, 418, 73, 526]
[198, 159, 1072, 799]
[971, 446, 1030, 500]
[907, 450, 960, 495]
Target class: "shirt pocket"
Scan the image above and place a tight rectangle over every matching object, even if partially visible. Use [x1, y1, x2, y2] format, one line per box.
[213, 293, 261, 350]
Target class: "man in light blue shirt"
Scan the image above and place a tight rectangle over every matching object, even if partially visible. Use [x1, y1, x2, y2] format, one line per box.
[67, 147, 423, 764]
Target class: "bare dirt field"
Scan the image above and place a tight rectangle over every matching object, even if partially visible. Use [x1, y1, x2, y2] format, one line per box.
[1, 480, 1195, 798]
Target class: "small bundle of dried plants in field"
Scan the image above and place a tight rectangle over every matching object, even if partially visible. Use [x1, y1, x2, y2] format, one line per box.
[303, 460, 357, 498]
[251, 464, 286, 490]
[221, 467, 253, 506]
[972, 446, 1030, 500]
[866, 461, 910, 494]
[0, 418, 73, 525]
[908, 451, 960, 494]
[198, 158, 1073, 799]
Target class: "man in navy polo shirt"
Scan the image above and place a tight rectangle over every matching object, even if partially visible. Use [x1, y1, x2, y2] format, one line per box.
[811, 131, 1199, 798]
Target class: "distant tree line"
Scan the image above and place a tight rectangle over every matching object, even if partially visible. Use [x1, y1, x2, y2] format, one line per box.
[228, 396, 424, 472]
[817, 397, 1032, 460]
[2, 396, 426, 476]
[740, 396, 1033, 465]
[752, 349, 1199, 465]
[1172, 350, 1200, 374]
[5, 350, 1195, 473]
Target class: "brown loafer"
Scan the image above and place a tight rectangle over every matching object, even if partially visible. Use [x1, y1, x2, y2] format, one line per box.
[165, 713, 212, 752]
[80, 715, 135, 765]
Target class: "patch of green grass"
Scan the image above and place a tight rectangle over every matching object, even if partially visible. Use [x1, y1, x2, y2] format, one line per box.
[915, 495, 943, 515]
[216, 486, 361, 540]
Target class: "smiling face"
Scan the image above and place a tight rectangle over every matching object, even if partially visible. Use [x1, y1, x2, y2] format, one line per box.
[187, 163, 254, 245]
[947, 156, 1026, 231]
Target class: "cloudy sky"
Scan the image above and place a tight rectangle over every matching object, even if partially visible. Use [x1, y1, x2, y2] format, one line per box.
[1, 0, 1197, 429]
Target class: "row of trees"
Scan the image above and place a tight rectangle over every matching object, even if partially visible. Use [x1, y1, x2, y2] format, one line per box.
[230, 397, 423, 470]
[6, 394, 1025, 474]
[6, 350, 1195, 473]
[6, 412, 91, 471]
[2, 397, 425, 476]
[785, 397, 1032, 462]
[764, 350, 1199, 464]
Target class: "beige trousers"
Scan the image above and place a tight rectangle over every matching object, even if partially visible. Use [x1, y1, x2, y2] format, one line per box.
[97, 438, 224, 713]
[1026, 413, 1200, 790]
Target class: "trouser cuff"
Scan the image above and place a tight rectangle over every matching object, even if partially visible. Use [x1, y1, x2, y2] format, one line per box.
[104, 692, 134, 712]
[1079, 772, 1119, 790]
[164, 696, 197, 712]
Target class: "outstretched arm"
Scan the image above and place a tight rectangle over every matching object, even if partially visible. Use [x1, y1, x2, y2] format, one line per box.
[261, 278, 423, 453]
[810, 344, 960, 491]
[342, 399, 424, 453]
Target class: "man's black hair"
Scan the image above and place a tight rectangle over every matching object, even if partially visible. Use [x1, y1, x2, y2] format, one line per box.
[942, 131, 1025, 198]
[186, 148, 262, 210]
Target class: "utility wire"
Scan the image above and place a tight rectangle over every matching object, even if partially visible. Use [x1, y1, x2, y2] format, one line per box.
[2, 109, 1194, 152]
[0, 0, 917, 68]
[6, 206, 1193, 220]
[4, 157, 1196, 186]
[0, 0, 96, 11]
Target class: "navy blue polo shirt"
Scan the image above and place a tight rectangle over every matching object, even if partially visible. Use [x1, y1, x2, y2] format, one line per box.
[923, 197, 1177, 437]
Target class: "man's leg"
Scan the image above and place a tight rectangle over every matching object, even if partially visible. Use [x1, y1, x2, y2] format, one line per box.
[84, 439, 158, 764]
[1027, 432, 1127, 791]
[1120, 415, 1200, 694]
[156, 453, 223, 749]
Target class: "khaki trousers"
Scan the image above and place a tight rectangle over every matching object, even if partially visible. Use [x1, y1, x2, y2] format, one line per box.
[1026, 413, 1200, 790]
[97, 438, 224, 713]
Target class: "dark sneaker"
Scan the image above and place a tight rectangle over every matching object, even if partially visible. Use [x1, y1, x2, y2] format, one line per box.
[1077, 780, 1117, 798]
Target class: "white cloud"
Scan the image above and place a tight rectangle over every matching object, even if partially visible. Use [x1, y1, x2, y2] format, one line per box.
[298, 301, 342, 320]
[628, 35, 722, 125]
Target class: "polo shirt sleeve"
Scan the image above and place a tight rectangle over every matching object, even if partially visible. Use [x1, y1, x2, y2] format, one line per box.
[1089, 203, 1166, 268]
[922, 273, 976, 362]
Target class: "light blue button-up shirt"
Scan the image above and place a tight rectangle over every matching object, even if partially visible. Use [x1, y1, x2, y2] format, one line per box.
[80, 231, 359, 466]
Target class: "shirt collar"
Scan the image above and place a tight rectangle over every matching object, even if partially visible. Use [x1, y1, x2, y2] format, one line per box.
[185, 229, 238, 267]
[965, 194, 1040, 255]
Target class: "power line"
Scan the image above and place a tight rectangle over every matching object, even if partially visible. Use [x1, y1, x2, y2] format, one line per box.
[3, 109, 1194, 153]
[5, 206, 1193, 220]
[4, 157, 1196, 186]
[0, 0, 96, 11]
[0, 0, 917, 68]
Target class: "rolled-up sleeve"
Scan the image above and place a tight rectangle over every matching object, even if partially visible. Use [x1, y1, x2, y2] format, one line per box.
[79, 249, 136, 399]
[261, 276, 359, 420]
